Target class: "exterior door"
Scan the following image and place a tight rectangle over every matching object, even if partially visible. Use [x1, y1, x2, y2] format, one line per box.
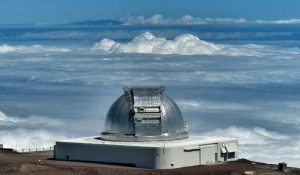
[200, 144, 216, 164]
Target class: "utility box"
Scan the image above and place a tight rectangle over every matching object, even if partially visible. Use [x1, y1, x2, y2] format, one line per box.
[278, 162, 287, 172]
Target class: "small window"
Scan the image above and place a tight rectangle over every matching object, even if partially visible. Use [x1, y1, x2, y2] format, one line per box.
[228, 152, 235, 159]
[66, 155, 69, 160]
[171, 164, 174, 167]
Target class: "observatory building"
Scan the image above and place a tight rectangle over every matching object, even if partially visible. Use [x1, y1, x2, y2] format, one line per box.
[55, 86, 238, 169]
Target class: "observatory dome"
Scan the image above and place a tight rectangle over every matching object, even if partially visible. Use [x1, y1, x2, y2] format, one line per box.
[101, 86, 189, 141]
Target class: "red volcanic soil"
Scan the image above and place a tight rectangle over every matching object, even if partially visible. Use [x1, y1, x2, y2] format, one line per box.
[0, 149, 299, 175]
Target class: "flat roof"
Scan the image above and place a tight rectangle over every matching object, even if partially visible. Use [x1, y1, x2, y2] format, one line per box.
[56, 135, 237, 148]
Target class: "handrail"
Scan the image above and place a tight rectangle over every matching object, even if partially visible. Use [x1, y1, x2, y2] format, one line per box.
[15, 146, 54, 153]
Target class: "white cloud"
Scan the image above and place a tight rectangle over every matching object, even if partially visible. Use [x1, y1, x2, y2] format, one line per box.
[0, 44, 70, 54]
[0, 110, 17, 123]
[92, 32, 300, 57]
[240, 141, 300, 168]
[91, 32, 228, 55]
[177, 100, 253, 111]
[119, 15, 147, 25]
[177, 15, 247, 25]
[147, 14, 167, 25]
[0, 129, 66, 150]
[119, 14, 247, 25]
[202, 126, 300, 167]
[203, 126, 288, 145]
[255, 18, 300, 24]
[0, 110, 63, 127]
[0, 110, 65, 150]
[120, 14, 300, 25]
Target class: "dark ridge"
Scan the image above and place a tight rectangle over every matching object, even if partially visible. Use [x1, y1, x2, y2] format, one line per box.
[69, 19, 121, 26]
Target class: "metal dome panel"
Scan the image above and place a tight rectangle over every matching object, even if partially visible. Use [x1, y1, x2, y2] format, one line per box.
[101, 86, 189, 141]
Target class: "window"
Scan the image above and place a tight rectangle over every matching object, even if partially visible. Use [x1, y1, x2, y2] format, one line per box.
[228, 152, 235, 159]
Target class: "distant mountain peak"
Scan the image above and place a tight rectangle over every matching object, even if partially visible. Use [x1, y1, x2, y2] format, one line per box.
[70, 19, 121, 26]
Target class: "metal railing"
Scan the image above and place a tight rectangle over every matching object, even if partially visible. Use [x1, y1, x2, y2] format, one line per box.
[15, 146, 54, 153]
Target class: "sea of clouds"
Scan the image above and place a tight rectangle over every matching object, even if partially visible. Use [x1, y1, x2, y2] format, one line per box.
[2, 32, 300, 58]
[92, 32, 300, 58]
[1, 107, 299, 166]
[204, 126, 300, 165]
[0, 110, 66, 150]
[1, 23, 300, 167]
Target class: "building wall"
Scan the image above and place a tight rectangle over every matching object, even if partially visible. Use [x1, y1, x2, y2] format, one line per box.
[154, 141, 238, 169]
[55, 139, 238, 169]
[55, 142, 156, 168]
[154, 146, 200, 169]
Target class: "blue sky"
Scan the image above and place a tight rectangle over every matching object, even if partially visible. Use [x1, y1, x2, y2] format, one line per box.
[1, 0, 300, 24]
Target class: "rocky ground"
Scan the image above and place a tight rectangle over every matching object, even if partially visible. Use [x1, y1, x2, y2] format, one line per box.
[0, 149, 299, 175]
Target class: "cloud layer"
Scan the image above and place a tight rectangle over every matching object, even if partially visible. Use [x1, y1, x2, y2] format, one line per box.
[120, 14, 300, 25]
[0, 44, 70, 54]
[0, 110, 65, 150]
[92, 32, 300, 57]
[120, 14, 247, 25]
[1, 22, 300, 167]
[203, 126, 288, 145]
[202, 126, 299, 167]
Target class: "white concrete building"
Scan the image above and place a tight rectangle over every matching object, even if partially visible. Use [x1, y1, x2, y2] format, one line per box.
[55, 86, 238, 169]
